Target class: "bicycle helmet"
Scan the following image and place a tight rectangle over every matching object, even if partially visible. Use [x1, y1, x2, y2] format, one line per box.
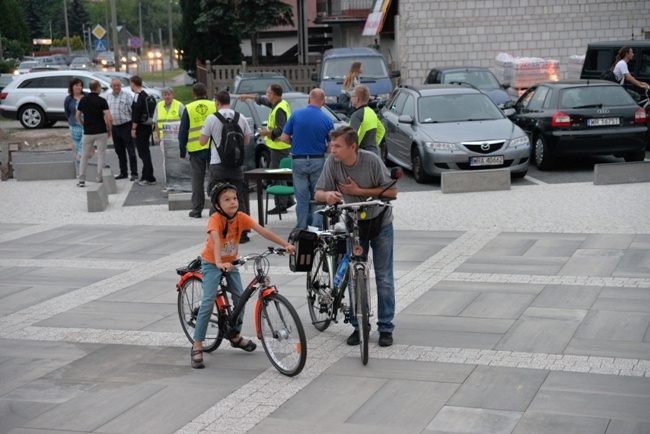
[210, 182, 239, 237]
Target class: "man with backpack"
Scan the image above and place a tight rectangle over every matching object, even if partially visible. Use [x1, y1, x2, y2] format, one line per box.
[199, 91, 252, 243]
[130, 75, 156, 186]
[179, 83, 216, 218]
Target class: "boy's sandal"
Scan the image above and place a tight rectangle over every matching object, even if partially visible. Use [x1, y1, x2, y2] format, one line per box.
[230, 337, 257, 352]
[190, 349, 204, 369]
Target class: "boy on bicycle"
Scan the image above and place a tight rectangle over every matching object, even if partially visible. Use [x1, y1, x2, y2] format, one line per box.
[314, 126, 398, 347]
[191, 182, 295, 369]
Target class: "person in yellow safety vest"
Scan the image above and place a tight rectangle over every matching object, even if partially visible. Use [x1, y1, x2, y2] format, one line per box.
[349, 84, 385, 156]
[179, 83, 217, 218]
[239, 83, 295, 215]
[153, 87, 185, 143]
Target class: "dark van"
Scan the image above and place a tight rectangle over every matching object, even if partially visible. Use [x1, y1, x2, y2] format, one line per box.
[311, 47, 400, 112]
[580, 40, 650, 92]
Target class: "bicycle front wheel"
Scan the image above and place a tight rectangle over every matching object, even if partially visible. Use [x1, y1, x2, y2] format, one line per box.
[177, 276, 224, 353]
[258, 293, 307, 376]
[306, 246, 334, 331]
[354, 270, 370, 365]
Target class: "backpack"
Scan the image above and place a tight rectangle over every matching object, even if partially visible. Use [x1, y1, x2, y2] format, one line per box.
[600, 69, 619, 84]
[139, 91, 158, 125]
[213, 112, 245, 167]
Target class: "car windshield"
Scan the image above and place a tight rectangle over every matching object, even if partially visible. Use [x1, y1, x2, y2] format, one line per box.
[18, 61, 39, 68]
[285, 96, 339, 122]
[322, 57, 389, 79]
[236, 78, 292, 94]
[559, 85, 636, 109]
[418, 93, 504, 123]
[442, 70, 501, 90]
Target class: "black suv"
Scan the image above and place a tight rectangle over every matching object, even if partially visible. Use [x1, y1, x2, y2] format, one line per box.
[580, 40, 650, 92]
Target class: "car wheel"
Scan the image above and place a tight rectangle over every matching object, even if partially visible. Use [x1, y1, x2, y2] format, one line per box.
[411, 147, 432, 183]
[379, 140, 392, 166]
[256, 148, 270, 169]
[623, 150, 645, 162]
[534, 135, 553, 171]
[19, 105, 46, 129]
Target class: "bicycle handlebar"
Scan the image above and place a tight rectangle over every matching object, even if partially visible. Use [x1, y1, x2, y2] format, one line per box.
[231, 247, 286, 267]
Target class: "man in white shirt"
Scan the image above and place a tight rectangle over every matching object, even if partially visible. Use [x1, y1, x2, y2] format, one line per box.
[199, 91, 253, 242]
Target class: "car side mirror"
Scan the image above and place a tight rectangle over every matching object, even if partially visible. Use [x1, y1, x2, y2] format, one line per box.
[391, 70, 401, 78]
[311, 72, 319, 81]
[502, 108, 516, 117]
[502, 101, 514, 109]
[398, 114, 413, 124]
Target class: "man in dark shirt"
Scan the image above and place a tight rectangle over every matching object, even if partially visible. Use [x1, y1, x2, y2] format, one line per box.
[75, 80, 112, 187]
[130, 75, 156, 186]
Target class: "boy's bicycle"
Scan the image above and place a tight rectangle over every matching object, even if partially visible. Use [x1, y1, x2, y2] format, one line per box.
[306, 167, 401, 365]
[176, 247, 307, 376]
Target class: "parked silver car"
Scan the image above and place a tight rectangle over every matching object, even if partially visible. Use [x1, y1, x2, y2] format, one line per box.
[379, 84, 530, 182]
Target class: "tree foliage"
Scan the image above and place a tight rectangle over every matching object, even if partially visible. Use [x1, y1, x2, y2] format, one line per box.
[67, 0, 90, 38]
[0, 0, 30, 43]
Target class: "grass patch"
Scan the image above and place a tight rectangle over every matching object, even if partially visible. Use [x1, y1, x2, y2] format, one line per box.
[139, 68, 183, 82]
[172, 85, 194, 104]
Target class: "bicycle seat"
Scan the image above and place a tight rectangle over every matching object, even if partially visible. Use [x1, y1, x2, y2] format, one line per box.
[176, 256, 202, 275]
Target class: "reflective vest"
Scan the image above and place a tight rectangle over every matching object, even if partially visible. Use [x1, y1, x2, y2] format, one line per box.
[355, 106, 385, 148]
[185, 99, 217, 153]
[264, 99, 291, 150]
[156, 100, 182, 139]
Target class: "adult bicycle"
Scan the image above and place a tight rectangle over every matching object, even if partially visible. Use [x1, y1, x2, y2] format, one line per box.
[306, 167, 401, 365]
[176, 247, 307, 376]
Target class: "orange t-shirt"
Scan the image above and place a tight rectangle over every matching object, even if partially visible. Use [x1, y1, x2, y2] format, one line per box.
[200, 212, 256, 264]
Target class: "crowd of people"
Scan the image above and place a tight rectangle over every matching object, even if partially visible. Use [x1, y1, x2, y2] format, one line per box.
[64, 74, 398, 369]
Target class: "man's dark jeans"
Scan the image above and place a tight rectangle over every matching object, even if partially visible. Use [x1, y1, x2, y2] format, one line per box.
[112, 123, 138, 177]
[189, 153, 209, 214]
[134, 126, 155, 182]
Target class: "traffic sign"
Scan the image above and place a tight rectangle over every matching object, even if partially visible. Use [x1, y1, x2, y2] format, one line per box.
[92, 24, 106, 40]
[94, 40, 107, 52]
[129, 36, 142, 49]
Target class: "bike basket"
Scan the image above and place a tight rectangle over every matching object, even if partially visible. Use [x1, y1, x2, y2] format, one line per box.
[288, 229, 318, 272]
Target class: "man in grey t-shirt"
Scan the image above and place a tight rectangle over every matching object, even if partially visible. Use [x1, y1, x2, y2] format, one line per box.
[315, 125, 397, 347]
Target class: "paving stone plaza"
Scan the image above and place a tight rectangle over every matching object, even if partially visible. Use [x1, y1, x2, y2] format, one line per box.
[1, 147, 649, 433]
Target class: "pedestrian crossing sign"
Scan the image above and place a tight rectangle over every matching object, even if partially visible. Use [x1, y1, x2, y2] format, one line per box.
[94, 40, 107, 52]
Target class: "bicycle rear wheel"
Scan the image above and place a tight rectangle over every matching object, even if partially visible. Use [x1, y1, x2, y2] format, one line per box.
[354, 269, 370, 365]
[177, 276, 224, 352]
[306, 246, 334, 331]
[258, 293, 307, 376]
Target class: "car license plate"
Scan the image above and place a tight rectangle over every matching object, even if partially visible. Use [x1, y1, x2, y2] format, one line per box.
[469, 156, 504, 166]
[588, 117, 620, 126]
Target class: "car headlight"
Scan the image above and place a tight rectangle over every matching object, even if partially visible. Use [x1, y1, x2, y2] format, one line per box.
[101, 59, 107, 65]
[325, 96, 338, 104]
[425, 141, 459, 151]
[508, 135, 529, 148]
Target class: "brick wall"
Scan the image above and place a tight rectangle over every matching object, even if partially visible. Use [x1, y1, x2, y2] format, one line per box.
[397, 0, 650, 84]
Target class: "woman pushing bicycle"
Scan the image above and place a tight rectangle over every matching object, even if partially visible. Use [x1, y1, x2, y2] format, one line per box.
[314, 125, 398, 348]
[191, 182, 295, 369]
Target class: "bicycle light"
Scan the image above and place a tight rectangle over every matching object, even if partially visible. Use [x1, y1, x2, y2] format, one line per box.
[353, 245, 364, 256]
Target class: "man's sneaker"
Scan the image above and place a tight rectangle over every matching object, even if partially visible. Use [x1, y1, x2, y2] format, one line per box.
[239, 233, 251, 244]
[129, 175, 138, 181]
[346, 330, 360, 346]
[378, 332, 393, 347]
[189, 211, 202, 218]
[267, 207, 287, 215]
[77, 181, 85, 187]
[115, 174, 128, 180]
[138, 180, 157, 186]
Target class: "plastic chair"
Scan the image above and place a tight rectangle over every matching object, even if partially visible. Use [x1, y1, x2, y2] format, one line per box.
[265, 157, 294, 224]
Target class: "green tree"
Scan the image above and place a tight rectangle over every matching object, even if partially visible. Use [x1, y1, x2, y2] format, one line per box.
[180, 0, 242, 75]
[21, 0, 47, 40]
[0, 0, 30, 43]
[67, 0, 90, 38]
[238, 0, 293, 66]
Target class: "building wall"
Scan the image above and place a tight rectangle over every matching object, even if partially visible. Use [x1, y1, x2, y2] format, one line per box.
[397, 0, 650, 84]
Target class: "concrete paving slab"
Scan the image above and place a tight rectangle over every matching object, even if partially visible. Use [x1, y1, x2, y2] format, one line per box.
[513, 412, 609, 434]
[459, 292, 536, 319]
[531, 284, 603, 310]
[574, 310, 650, 341]
[448, 365, 549, 411]
[426, 406, 522, 433]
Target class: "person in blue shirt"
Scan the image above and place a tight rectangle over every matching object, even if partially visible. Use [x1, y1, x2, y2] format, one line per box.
[280, 88, 334, 230]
